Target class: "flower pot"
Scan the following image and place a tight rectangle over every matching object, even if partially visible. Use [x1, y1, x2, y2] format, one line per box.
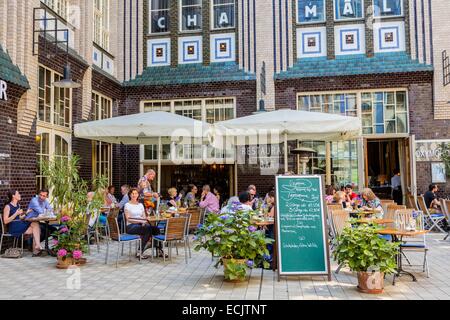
[222, 258, 248, 282]
[56, 256, 87, 269]
[357, 271, 384, 294]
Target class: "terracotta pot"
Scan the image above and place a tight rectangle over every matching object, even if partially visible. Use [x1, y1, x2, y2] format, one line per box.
[56, 256, 87, 269]
[222, 258, 248, 282]
[357, 271, 384, 294]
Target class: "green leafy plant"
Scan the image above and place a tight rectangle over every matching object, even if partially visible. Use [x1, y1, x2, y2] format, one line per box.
[333, 222, 399, 274]
[41, 155, 108, 260]
[194, 209, 273, 281]
[440, 142, 450, 177]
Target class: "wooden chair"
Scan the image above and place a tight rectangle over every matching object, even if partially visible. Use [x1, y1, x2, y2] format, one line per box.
[417, 195, 446, 233]
[381, 200, 395, 215]
[326, 204, 343, 246]
[394, 209, 429, 278]
[187, 207, 202, 233]
[105, 210, 141, 267]
[384, 204, 406, 229]
[152, 217, 188, 263]
[330, 210, 350, 274]
[407, 194, 419, 210]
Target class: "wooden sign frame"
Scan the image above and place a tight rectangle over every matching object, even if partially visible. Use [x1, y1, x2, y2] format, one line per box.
[274, 174, 331, 281]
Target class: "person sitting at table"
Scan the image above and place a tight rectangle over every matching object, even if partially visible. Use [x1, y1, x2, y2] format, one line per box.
[344, 184, 358, 203]
[199, 185, 220, 214]
[213, 186, 222, 207]
[28, 189, 58, 244]
[333, 191, 348, 209]
[167, 187, 179, 208]
[424, 184, 442, 213]
[184, 184, 198, 208]
[238, 192, 254, 212]
[3, 190, 42, 256]
[125, 188, 160, 258]
[361, 188, 384, 217]
[325, 185, 336, 204]
[105, 185, 118, 208]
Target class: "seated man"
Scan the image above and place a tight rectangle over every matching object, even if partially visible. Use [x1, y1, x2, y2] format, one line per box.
[238, 192, 254, 212]
[424, 184, 442, 213]
[27, 189, 58, 243]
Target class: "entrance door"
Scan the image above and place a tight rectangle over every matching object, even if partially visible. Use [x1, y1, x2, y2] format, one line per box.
[365, 138, 410, 201]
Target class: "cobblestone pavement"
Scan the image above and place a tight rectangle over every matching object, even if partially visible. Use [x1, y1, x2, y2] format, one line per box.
[1, 233, 450, 300]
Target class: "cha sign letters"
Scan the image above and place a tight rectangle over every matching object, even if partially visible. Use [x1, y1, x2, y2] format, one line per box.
[0, 80, 7, 101]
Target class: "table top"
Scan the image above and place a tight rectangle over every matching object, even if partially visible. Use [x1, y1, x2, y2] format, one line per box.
[356, 218, 394, 224]
[350, 209, 381, 216]
[377, 228, 429, 237]
[25, 216, 58, 222]
[253, 220, 275, 226]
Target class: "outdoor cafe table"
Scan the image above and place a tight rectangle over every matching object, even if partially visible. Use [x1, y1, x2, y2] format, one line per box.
[253, 219, 275, 227]
[25, 216, 58, 256]
[377, 228, 429, 284]
[356, 218, 394, 225]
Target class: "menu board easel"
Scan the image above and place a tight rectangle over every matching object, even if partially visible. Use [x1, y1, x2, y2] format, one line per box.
[274, 175, 331, 281]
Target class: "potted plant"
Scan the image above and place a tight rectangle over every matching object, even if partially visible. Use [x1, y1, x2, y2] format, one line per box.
[333, 222, 399, 294]
[194, 209, 273, 282]
[42, 155, 107, 268]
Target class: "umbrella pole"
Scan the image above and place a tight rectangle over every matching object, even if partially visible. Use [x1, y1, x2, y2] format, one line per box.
[157, 136, 162, 207]
[284, 133, 288, 174]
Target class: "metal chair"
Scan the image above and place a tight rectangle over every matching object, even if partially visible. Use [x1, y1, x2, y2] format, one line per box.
[441, 199, 450, 240]
[385, 204, 406, 229]
[395, 209, 429, 278]
[330, 210, 350, 274]
[86, 210, 101, 254]
[187, 207, 202, 233]
[104, 210, 141, 267]
[179, 213, 192, 260]
[0, 215, 24, 255]
[151, 217, 187, 263]
[417, 195, 446, 233]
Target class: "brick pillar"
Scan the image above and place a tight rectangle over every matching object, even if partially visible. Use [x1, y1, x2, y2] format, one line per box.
[365, 0, 374, 57]
[325, 0, 335, 59]
[203, 0, 210, 66]
[170, 0, 178, 67]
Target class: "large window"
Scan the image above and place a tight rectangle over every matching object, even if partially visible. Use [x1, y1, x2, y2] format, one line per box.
[300, 140, 359, 187]
[36, 132, 70, 194]
[94, 0, 110, 51]
[297, 90, 409, 135]
[38, 66, 71, 128]
[180, 0, 202, 31]
[212, 0, 235, 29]
[42, 0, 68, 20]
[142, 98, 235, 161]
[92, 92, 113, 182]
[149, 0, 170, 33]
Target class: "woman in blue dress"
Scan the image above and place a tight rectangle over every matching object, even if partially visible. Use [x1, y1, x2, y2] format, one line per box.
[3, 190, 41, 255]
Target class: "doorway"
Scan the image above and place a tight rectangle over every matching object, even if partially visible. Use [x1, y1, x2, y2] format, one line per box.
[365, 139, 410, 200]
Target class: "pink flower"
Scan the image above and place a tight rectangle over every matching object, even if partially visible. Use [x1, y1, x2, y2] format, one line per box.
[59, 227, 69, 233]
[52, 240, 59, 246]
[61, 215, 71, 223]
[57, 249, 67, 257]
[72, 250, 82, 260]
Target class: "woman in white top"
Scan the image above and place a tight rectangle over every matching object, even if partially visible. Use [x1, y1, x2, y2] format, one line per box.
[125, 188, 159, 254]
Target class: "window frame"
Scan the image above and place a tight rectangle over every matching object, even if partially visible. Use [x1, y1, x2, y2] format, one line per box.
[210, 0, 236, 31]
[296, 0, 326, 25]
[296, 88, 410, 137]
[333, 0, 365, 22]
[91, 91, 113, 184]
[179, 0, 203, 33]
[38, 65, 73, 131]
[93, 0, 111, 51]
[372, 0, 404, 18]
[149, 0, 171, 34]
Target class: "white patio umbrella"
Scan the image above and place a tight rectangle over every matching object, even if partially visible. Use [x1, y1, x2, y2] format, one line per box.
[212, 109, 362, 173]
[74, 111, 211, 193]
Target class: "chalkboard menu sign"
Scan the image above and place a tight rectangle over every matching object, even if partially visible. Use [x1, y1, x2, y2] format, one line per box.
[275, 175, 331, 279]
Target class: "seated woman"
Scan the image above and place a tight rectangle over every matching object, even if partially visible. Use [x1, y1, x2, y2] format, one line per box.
[332, 191, 348, 209]
[325, 185, 337, 204]
[167, 187, 179, 208]
[361, 188, 384, 217]
[105, 185, 118, 208]
[125, 188, 160, 258]
[184, 184, 198, 208]
[3, 190, 41, 256]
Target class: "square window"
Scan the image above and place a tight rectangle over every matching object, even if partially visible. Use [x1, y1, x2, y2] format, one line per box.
[156, 48, 164, 57]
[385, 32, 394, 42]
[307, 37, 316, 47]
[345, 34, 354, 44]
[220, 43, 227, 52]
[187, 45, 195, 55]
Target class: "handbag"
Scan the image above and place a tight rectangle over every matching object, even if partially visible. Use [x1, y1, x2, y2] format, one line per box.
[2, 247, 23, 259]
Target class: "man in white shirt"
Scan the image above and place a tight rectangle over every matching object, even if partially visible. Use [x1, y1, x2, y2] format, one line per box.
[391, 169, 402, 205]
[239, 192, 254, 212]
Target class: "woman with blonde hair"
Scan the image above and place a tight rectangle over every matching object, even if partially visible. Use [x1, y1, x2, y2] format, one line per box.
[361, 188, 384, 217]
[332, 191, 348, 209]
[167, 187, 179, 208]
